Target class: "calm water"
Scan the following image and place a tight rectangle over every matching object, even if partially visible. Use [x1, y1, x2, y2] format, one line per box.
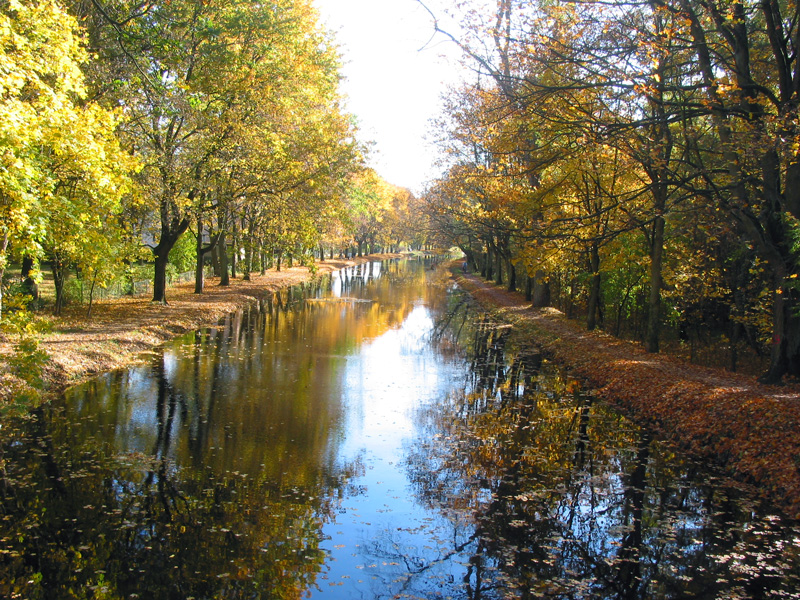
[1, 257, 799, 599]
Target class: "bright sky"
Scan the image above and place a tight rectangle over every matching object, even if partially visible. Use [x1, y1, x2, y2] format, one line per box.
[313, 0, 463, 193]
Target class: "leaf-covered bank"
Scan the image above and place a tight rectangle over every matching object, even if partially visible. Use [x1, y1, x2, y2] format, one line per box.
[0, 254, 404, 408]
[453, 269, 800, 519]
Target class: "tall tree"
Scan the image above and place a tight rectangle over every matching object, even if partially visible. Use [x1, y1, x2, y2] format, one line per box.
[663, 0, 800, 380]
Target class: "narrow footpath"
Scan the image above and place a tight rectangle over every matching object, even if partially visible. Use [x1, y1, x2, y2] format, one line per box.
[453, 270, 800, 519]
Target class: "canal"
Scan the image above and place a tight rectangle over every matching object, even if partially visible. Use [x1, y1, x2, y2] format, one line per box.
[0, 257, 798, 599]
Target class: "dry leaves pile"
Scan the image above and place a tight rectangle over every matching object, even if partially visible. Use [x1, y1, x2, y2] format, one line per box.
[454, 271, 800, 519]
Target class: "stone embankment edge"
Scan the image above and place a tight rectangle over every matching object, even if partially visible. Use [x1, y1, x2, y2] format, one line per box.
[451, 268, 800, 520]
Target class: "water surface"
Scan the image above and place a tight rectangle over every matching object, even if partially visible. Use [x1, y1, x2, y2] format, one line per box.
[0, 258, 798, 599]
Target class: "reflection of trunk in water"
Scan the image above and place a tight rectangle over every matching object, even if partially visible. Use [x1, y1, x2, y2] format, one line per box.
[469, 341, 546, 597]
[612, 431, 651, 598]
[471, 322, 509, 399]
[29, 407, 68, 497]
[430, 295, 470, 339]
[152, 358, 175, 461]
[186, 331, 206, 461]
[145, 355, 184, 521]
[573, 394, 593, 470]
[185, 329, 223, 464]
[471, 322, 541, 410]
[464, 541, 488, 600]
[500, 351, 529, 407]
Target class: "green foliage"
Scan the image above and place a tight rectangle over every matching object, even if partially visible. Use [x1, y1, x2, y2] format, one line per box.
[1, 292, 51, 412]
[0, 0, 132, 278]
[167, 232, 196, 274]
[785, 214, 800, 303]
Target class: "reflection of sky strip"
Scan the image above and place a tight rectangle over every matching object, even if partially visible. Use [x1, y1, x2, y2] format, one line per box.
[314, 299, 472, 597]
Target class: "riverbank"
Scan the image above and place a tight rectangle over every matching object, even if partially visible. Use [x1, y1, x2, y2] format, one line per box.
[452, 269, 800, 519]
[0, 253, 405, 406]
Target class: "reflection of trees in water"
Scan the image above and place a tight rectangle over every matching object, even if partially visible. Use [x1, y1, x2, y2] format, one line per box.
[0, 259, 433, 599]
[406, 310, 800, 599]
[0, 256, 445, 599]
[0, 265, 408, 598]
[0, 365, 356, 599]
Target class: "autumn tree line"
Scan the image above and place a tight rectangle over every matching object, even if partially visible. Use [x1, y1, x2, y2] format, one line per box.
[421, 0, 800, 382]
[0, 0, 427, 321]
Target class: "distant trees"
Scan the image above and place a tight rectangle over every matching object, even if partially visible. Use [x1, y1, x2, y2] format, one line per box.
[426, 0, 800, 381]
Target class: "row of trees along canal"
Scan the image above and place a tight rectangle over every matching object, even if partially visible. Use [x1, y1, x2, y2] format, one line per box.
[0, 0, 429, 320]
[420, 0, 800, 383]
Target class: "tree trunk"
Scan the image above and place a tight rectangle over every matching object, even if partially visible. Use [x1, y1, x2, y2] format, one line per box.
[586, 244, 601, 331]
[230, 230, 238, 279]
[86, 269, 98, 318]
[211, 243, 222, 277]
[260, 245, 267, 275]
[525, 270, 533, 301]
[195, 221, 206, 294]
[19, 255, 38, 304]
[218, 233, 230, 287]
[243, 241, 252, 281]
[194, 217, 220, 294]
[0, 232, 7, 321]
[152, 250, 171, 305]
[645, 213, 665, 352]
[533, 270, 551, 308]
[507, 259, 516, 292]
[51, 257, 68, 315]
[21, 256, 34, 278]
[761, 269, 800, 382]
[151, 212, 190, 304]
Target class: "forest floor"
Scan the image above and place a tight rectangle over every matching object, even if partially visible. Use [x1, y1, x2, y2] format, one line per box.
[452, 269, 800, 519]
[0, 253, 403, 406]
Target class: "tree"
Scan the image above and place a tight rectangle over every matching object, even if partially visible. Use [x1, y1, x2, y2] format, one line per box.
[0, 0, 131, 319]
[40, 104, 134, 314]
[661, 0, 800, 380]
[345, 169, 396, 257]
[79, 0, 355, 303]
[424, 0, 798, 378]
